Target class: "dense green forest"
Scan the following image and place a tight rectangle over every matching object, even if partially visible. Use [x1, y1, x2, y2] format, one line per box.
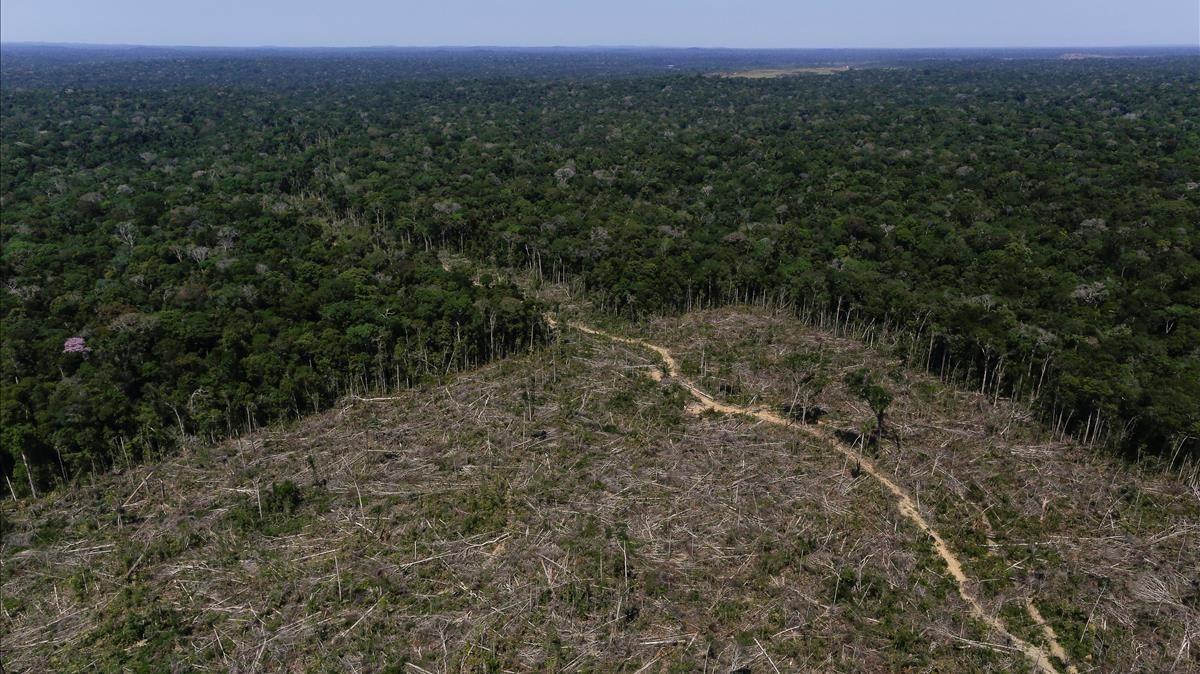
[2, 48, 1197, 493]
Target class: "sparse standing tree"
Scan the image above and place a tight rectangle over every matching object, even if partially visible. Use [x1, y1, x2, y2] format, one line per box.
[845, 368, 894, 450]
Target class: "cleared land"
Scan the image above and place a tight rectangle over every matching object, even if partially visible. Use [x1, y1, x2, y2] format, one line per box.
[715, 65, 852, 78]
[2, 303, 1196, 672]
[634, 307, 1200, 672]
[556, 317, 1070, 673]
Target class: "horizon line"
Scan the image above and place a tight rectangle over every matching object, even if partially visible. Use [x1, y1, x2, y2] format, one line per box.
[3, 40, 1198, 52]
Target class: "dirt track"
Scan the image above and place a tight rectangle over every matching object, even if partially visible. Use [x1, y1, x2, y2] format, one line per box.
[558, 317, 1075, 674]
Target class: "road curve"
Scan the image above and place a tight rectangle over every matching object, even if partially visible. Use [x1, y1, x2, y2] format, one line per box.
[554, 316, 1074, 674]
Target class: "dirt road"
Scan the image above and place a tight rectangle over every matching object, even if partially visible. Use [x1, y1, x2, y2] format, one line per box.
[557, 317, 1075, 674]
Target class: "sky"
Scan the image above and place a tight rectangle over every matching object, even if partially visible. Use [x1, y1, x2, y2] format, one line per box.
[1, 0, 1197, 49]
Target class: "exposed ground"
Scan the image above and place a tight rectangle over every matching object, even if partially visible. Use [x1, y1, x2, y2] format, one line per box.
[2, 301, 1196, 672]
[1058, 53, 1127, 60]
[555, 317, 1070, 674]
[624, 307, 1200, 672]
[714, 66, 852, 78]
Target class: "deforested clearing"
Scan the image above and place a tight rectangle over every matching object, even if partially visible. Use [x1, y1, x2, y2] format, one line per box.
[717, 65, 853, 77]
[3, 306, 1195, 672]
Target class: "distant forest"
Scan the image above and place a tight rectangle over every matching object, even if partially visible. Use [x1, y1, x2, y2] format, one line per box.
[2, 47, 1197, 493]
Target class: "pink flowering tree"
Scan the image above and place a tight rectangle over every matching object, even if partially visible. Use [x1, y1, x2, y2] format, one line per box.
[63, 336, 91, 354]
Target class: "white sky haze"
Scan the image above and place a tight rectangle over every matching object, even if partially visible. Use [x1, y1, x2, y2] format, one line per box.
[2, 0, 1198, 48]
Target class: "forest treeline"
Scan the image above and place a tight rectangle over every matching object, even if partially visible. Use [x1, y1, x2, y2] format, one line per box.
[2, 52, 1197, 492]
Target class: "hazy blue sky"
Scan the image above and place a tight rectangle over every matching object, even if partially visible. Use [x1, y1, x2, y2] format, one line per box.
[2, 0, 1197, 48]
